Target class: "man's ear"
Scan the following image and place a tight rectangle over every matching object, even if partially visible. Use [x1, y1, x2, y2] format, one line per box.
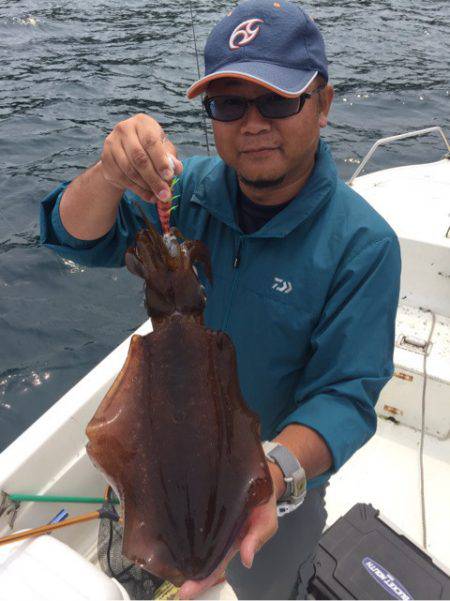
[319, 84, 334, 128]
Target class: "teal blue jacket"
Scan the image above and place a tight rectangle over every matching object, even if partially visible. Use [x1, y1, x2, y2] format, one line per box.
[40, 140, 401, 489]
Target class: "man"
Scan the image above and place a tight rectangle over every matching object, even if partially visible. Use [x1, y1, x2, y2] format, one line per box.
[40, 0, 401, 598]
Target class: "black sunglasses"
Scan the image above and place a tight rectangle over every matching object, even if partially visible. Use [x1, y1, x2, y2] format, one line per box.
[203, 85, 325, 122]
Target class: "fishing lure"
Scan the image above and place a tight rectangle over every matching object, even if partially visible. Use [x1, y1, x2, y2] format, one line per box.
[156, 156, 180, 234]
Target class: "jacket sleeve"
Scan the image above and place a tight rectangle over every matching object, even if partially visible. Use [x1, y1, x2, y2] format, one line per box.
[38, 156, 215, 267]
[39, 182, 163, 268]
[275, 235, 401, 477]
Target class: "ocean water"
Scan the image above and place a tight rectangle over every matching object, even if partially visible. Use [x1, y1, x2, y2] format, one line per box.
[0, 0, 449, 451]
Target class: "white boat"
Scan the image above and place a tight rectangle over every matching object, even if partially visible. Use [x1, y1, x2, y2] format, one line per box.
[325, 127, 450, 582]
[0, 127, 449, 599]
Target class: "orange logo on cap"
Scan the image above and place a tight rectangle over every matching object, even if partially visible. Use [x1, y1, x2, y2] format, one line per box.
[229, 18, 264, 50]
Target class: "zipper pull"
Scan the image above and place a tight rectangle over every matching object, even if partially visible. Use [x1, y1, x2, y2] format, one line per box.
[234, 240, 242, 268]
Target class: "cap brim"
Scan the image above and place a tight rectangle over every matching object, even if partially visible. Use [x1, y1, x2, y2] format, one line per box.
[187, 62, 318, 99]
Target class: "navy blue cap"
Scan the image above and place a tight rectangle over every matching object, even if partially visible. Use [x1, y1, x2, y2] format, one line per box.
[187, 0, 328, 99]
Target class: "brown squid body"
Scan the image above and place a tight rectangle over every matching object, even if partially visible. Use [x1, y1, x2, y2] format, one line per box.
[86, 219, 272, 585]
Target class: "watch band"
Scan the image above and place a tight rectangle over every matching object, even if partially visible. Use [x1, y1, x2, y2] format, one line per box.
[263, 441, 307, 517]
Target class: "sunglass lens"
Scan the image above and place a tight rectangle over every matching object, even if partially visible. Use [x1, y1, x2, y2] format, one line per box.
[209, 96, 246, 121]
[259, 95, 301, 118]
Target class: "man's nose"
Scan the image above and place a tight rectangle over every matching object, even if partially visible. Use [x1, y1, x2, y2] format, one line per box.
[240, 103, 271, 134]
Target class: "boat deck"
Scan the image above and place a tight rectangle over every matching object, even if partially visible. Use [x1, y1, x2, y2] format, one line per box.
[325, 418, 450, 573]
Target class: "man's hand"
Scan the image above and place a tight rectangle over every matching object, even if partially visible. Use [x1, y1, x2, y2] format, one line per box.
[60, 113, 184, 240]
[177, 464, 279, 600]
[100, 113, 183, 203]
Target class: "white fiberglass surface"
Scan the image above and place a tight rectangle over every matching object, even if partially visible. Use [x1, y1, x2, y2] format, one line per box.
[325, 418, 450, 572]
[352, 159, 450, 246]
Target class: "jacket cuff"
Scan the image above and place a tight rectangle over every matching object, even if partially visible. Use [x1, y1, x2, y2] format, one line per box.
[40, 181, 112, 249]
[275, 392, 376, 486]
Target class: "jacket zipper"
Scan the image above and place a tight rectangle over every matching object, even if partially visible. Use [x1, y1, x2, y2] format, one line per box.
[233, 238, 242, 268]
[222, 237, 244, 331]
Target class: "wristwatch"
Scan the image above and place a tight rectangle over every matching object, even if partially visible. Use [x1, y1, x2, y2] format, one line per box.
[262, 441, 307, 517]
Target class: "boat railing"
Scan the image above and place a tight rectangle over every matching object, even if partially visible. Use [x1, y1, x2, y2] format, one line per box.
[348, 126, 450, 185]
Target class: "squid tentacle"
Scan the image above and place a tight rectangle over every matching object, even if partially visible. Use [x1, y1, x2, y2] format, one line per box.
[183, 240, 213, 284]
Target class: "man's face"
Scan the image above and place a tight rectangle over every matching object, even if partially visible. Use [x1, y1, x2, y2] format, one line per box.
[206, 78, 333, 189]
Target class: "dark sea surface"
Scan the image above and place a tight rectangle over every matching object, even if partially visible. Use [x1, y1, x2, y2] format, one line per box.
[0, 0, 448, 451]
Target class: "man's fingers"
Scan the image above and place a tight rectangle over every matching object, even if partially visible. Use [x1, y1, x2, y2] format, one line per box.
[239, 507, 278, 569]
[102, 145, 155, 202]
[178, 544, 239, 599]
[178, 573, 221, 600]
[172, 155, 184, 176]
[136, 123, 174, 182]
[101, 115, 181, 201]
[179, 499, 278, 599]
[121, 127, 171, 201]
[106, 142, 154, 197]
[239, 533, 263, 569]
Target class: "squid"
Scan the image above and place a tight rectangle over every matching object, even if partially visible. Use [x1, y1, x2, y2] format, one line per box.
[86, 213, 272, 586]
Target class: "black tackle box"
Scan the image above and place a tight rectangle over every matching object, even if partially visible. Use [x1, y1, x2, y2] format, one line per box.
[309, 503, 450, 600]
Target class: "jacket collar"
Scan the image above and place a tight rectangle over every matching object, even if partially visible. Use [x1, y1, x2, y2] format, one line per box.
[190, 139, 338, 238]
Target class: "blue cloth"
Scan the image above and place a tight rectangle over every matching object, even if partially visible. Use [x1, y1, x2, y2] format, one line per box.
[40, 140, 401, 489]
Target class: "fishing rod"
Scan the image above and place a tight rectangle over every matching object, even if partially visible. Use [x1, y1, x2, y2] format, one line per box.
[188, 0, 211, 155]
[154, 1, 212, 233]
